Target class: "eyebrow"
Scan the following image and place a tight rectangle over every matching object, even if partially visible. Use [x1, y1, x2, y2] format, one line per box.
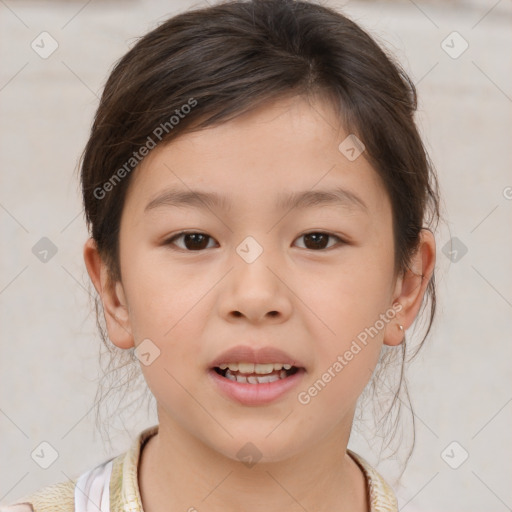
[144, 186, 368, 214]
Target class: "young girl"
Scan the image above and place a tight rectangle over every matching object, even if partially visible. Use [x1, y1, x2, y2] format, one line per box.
[3, 0, 439, 510]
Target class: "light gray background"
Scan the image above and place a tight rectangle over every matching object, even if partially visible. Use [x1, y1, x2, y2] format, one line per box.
[1, 0, 511, 510]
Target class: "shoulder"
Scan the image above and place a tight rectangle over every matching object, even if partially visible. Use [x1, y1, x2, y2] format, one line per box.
[0, 479, 76, 512]
[0, 425, 158, 512]
[347, 449, 398, 512]
[0, 455, 119, 512]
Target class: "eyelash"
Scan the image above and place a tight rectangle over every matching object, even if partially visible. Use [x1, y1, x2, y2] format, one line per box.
[163, 231, 346, 252]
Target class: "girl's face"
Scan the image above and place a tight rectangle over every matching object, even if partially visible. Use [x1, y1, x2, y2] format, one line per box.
[98, 95, 411, 462]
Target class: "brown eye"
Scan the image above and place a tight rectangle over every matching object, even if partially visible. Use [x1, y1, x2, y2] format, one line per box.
[166, 232, 217, 251]
[164, 231, 343, 252]
[294, 232, 343, 250]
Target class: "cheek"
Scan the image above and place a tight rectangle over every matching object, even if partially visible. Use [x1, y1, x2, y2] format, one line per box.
[128, 283, 212, 418]
[296, 254, 393, 397]
[297, 315, 382, 417]
[120, 251, 215, 402]
[299, 258, 393, 338]
[122, 246, 212, 339]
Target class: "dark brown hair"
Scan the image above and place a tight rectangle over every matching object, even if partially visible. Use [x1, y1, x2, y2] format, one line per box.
[80, 0, 441, 477]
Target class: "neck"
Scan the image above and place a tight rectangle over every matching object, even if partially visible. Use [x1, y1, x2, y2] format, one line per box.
[138, 409, 368, 512]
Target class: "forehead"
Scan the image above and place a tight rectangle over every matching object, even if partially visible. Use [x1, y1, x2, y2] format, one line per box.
[123, 95, 389, 219]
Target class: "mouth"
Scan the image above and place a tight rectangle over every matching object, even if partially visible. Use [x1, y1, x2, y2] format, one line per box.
[212, 363, 301, 384]
[208, 363, 306, 405]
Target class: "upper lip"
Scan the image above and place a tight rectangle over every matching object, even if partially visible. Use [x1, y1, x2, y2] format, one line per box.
[209, 345, 305, 369]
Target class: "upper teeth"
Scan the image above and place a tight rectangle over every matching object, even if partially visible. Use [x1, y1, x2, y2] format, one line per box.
[218, 363, 292, 374]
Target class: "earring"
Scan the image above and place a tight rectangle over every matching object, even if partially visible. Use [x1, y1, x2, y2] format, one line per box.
[398, 323, 404, 343]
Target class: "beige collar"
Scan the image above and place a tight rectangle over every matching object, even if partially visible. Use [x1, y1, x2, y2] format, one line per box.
[110, 424, 398, 512]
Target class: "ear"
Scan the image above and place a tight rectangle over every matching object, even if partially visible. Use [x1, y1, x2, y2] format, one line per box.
[384, 228, 436, 346]
[83, 237, 134, 349]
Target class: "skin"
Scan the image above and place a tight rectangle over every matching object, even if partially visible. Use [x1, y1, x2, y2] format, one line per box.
[84, 94, 436, 512]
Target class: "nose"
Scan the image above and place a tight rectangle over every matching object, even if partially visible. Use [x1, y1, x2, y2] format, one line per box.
[218, 248, 293, 324]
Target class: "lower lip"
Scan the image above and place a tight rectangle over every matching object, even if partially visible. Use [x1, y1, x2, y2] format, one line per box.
[208, 368, 306, 406]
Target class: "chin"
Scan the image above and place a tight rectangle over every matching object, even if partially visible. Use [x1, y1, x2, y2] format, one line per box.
[207, 430, 309, 466]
